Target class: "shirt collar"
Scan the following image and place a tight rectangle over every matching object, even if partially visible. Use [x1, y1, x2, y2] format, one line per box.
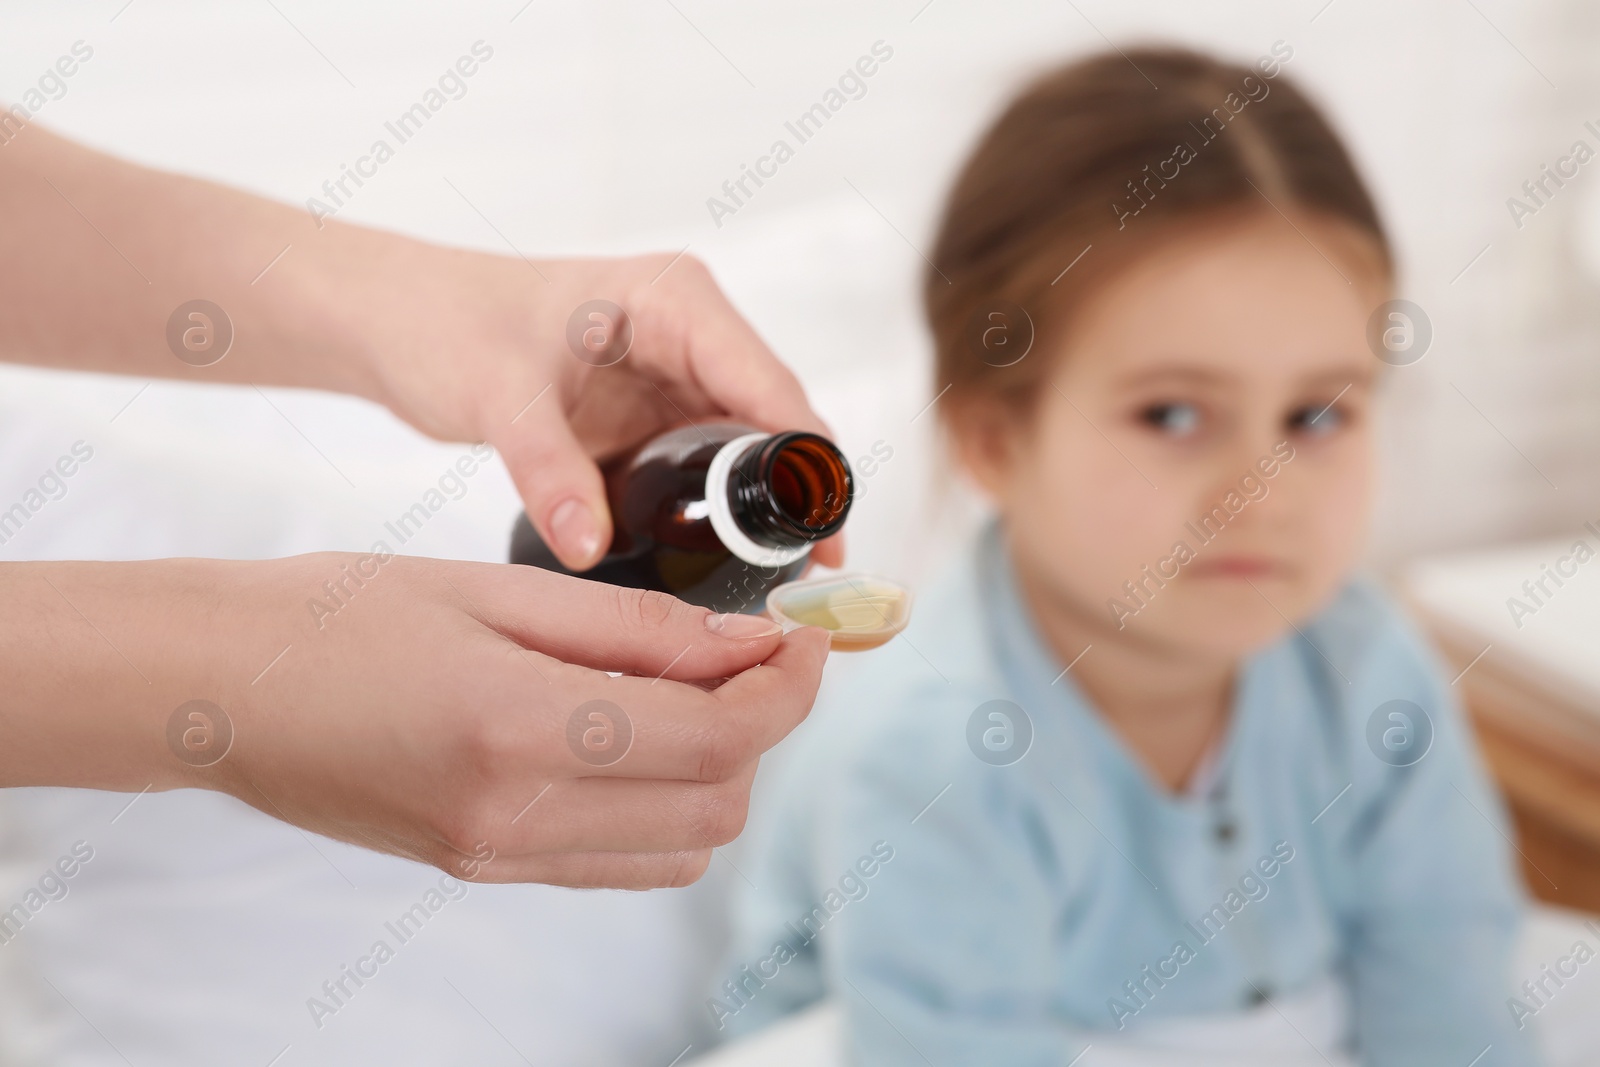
[973, 515, 1272, 806]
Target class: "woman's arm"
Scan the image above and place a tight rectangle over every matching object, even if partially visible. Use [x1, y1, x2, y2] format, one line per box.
[0, 122, 374, 395]
[0, 122, 843, 888]
[0, 121, 841, 569]
[0, 553, 829, 887]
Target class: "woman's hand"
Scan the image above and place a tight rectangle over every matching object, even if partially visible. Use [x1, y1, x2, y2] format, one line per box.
[0, 126, 843, 885]
[307, 236, 846, 572]
[1, 556, 830, 888]
[0, 125, 845, 573]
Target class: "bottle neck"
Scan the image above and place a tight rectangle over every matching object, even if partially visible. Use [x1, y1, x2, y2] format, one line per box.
[705, 432, 854, 565]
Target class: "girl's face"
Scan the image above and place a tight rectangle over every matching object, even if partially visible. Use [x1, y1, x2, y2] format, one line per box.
[961, 212, 1385, 659]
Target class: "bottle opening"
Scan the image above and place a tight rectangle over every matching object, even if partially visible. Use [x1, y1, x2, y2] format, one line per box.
[733, 432, 854, 548]
[770, 435, 852, 530]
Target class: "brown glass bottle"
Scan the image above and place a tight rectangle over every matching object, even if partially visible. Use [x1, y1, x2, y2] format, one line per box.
[509, 422, 854, 613]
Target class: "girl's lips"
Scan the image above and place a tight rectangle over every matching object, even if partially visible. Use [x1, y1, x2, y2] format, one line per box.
[1188, 557, 1286, 578]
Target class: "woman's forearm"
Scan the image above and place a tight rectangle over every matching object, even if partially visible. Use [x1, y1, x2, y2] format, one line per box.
[0, 121, 411, 400]
[0, 553, 830, 889]
[0, 558, 232, 793]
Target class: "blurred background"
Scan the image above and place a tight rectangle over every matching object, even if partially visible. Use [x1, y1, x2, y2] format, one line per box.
[6, 0, 1600, 573]
[2, 1, 1599, 1064]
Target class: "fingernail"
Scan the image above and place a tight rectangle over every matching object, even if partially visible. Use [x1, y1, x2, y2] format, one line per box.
[549, 497, 603, 567]
[705, 612, 782, 639]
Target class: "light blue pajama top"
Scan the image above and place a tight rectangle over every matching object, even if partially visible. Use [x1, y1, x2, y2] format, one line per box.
[714, 519, 1540, 1065]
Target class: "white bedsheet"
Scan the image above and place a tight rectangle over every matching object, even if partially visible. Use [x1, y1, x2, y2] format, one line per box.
[1405, 541, 1600, 716]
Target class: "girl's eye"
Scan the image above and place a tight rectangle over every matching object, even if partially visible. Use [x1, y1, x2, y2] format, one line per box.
[1141, 402, 1201, 437]
[1290, 402, 1345, 436]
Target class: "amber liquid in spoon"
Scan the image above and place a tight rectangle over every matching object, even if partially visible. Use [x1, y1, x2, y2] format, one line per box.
[767, 575, 910, 652]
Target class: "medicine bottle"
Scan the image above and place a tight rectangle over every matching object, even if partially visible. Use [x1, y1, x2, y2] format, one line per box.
[509, 422, 853, 613]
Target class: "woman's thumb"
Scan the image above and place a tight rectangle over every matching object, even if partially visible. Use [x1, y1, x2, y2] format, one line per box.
[495, 412, 612, 571]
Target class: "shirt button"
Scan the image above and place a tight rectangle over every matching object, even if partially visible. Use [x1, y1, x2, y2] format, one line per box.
[1213, 819, 1236, 844]
[1246, 983, 1272, 1006]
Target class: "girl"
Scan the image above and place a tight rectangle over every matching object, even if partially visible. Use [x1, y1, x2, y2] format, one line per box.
[713, 46, 1540, 1066]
